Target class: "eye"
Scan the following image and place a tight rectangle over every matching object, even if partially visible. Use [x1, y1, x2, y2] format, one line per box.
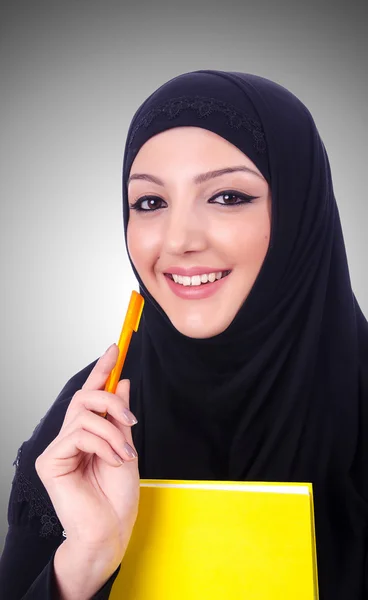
[129, 189, 259, 212]
[208, 190, 259, 206]
[129, 196, 167, 212]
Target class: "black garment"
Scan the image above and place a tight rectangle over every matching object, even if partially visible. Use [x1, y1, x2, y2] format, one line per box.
[1, 70, 368, 598]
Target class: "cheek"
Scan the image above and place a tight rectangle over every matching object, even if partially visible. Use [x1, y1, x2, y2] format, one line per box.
[127, 220, 161, 273]
[215, 210, 270, 268]
[242, 224, 270, 265]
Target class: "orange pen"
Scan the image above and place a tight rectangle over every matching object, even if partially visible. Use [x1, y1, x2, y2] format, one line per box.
[99, 290, 144, 418]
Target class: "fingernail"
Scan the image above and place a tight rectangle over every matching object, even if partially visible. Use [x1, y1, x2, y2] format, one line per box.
[122, 407, 138, 425]
[104, 343, 116, 355]
[113, 452, 124, 465]
[124, 442, 138, 459]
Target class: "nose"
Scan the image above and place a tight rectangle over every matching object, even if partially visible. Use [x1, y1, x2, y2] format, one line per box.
[162, 203, 207, 256]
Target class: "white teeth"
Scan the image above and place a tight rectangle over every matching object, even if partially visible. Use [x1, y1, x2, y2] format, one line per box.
[169, 271, 229, 286]
[191, 275, 201, 286]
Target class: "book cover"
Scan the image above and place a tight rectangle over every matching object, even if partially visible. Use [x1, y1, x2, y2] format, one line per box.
[109, 479, 319, 599]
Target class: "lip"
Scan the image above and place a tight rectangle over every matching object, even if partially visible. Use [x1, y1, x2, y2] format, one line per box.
[163, 271, 231, 300]
[164, 266, 232, 277]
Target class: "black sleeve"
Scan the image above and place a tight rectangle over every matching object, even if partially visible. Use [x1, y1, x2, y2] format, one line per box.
[0, 359, 122, 599]
[0, 525, 121, 599]
[352, 319, 368, 597]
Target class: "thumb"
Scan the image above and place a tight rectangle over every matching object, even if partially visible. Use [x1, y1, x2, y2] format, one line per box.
[114, 378, 136, 447]
[115, 378, 131, 408]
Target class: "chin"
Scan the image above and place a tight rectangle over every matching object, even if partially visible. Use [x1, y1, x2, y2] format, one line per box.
[168, 313, 232, 339]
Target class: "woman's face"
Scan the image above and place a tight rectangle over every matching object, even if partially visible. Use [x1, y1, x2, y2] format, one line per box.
[127, 126, 271, 339]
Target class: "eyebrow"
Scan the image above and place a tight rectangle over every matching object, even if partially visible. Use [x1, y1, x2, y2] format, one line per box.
[127, 165, 264, 186]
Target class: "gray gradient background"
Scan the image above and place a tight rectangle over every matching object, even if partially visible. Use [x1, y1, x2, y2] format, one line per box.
[0, 0, 367, 553]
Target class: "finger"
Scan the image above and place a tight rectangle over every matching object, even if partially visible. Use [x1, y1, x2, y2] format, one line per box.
[64, 343, 119, 425]
[36, 429, 125, 478]
[65, 387, 138, 428]
[55, 409, 138, 462]
[82, 344, 119, 392]
[112, 379, 136, 448]
[115, 379, 131, 409]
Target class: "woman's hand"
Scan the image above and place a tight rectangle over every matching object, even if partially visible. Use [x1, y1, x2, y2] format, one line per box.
[35, 344, 139, 563]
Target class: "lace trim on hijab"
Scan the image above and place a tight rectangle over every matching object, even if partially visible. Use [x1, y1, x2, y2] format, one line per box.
[127, 95, 267, 153]
[11, 445, 63, 538]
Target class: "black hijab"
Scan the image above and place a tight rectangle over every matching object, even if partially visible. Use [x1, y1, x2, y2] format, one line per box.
[120, 70, 368, 598]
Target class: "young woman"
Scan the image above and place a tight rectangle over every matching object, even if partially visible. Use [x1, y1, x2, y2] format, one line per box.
[0, 70, 367, 599]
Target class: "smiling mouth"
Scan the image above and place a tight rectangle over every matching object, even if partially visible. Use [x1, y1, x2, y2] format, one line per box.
[164, 270, 232, 287]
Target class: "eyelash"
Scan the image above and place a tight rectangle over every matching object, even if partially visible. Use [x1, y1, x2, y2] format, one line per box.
[129, 190, 259, 212]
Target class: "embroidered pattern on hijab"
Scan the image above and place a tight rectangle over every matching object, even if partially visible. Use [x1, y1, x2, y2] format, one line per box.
[121, 70, 368, 598]
[127, 95, 267, 153]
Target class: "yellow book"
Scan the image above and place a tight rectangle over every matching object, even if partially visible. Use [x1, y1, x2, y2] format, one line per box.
[109, 479, 319, 599]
